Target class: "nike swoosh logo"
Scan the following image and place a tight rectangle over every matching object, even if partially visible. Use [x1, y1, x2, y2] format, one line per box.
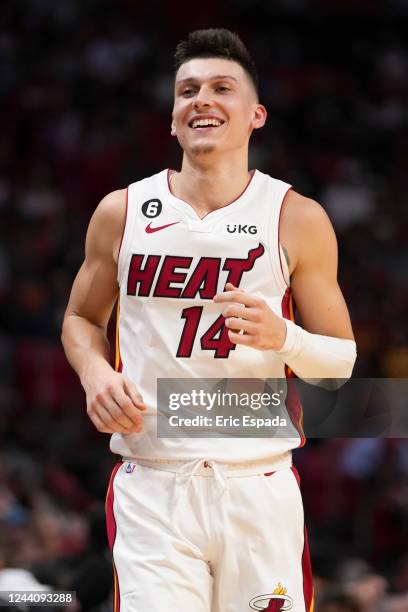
[145, 221, 179, 234]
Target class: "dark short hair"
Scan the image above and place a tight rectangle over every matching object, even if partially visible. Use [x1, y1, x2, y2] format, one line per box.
[174, 28, 258, 94]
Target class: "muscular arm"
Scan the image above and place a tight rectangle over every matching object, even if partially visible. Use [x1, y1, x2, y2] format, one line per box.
[275, 191, 356, 383]
[281, 190, 354, 340]
[61, 189, 145, 433]
[62, 191, 123, 380]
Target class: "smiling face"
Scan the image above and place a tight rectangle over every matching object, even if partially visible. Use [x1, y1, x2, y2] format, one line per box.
[172, 57, 267, 159]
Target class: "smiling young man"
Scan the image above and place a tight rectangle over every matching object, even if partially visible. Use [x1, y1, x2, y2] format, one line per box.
[62, 29, 356, 612]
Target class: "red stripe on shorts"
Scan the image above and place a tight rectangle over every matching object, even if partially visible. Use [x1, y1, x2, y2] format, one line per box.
[291, 466, 314, 611]
[105, 462, 122, 612]
[302, 525, 314, 612]
[291, 465, 300, 486]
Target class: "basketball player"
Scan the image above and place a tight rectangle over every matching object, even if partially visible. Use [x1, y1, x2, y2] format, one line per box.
[62, 29, 356, 612]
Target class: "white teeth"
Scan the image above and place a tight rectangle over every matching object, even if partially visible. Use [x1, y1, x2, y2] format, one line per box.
[191, 118, 222, 128]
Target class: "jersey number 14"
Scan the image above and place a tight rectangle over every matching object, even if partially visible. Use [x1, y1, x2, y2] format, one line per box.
[177, 307, 236, 359]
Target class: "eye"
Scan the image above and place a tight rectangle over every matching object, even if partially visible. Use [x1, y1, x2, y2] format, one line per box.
[182, 88, 196, 97]
[215, 85, 230, 93]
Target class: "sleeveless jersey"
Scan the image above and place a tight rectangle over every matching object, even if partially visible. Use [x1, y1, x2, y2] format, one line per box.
[110, 169, 303, 467]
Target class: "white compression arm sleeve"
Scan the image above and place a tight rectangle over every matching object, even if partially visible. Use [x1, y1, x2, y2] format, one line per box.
[276, 318, 357, 388]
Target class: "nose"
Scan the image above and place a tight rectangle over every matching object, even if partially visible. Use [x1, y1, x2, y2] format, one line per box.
[193, 86, 212, 111]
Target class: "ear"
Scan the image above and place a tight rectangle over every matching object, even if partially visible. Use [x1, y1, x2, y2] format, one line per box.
[252, 104, 267, 130]
[171, 118, 176, 137]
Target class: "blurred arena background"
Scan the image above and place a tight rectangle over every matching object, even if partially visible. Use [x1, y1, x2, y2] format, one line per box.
[0, 1, 407, 610]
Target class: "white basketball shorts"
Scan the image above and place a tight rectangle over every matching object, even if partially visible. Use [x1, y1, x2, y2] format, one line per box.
[105, 459, 313, 612]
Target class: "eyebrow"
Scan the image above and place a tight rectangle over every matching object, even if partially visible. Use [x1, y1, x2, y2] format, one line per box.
[176, 75, 238, 86]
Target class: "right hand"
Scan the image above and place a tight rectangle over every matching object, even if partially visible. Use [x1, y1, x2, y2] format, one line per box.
[82, 362, 146, 434]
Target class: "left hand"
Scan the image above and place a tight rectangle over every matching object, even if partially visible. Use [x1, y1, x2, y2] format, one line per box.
[213, 283, 287, 351]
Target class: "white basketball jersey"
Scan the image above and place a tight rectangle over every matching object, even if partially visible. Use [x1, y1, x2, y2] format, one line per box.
[110, 169, 304, 467]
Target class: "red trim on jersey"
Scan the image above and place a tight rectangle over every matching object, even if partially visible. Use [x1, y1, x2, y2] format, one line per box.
[166, 168, 256, 220]
[286, 375, 305, 447]
[281, 288, 306, 447]
[282, 285, 298, 321]
[277, 187, 293, 287]
[291, 466, 314, 612]
[112, 565, 120, 612]
[114, 188, 126, 374]
[115, 299, 123, 373]
[105, 462, 122, 612]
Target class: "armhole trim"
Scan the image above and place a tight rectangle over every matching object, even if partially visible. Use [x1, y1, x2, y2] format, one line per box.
[278, 186, 292, 289]
[279, 244, 290, 286]
[117, 186, 130, 285]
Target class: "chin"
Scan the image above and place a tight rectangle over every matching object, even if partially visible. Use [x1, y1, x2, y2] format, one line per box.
[190, 143, 217, 155]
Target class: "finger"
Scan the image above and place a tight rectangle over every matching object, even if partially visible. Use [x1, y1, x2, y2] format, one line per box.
[90, 404, 124, 433]
[112, 388, 145, 427]
[88, 410, 111, 433]
[214, 290, 259, 306]
[225, 317, 256, 334]
[227, 330, 253, 345]
[225, 282, 243, 292]
[97, 395, 136, 430]
[222, 305, 257, 320]
[98, 404, 140, 433]
[123, 378, 147, 411]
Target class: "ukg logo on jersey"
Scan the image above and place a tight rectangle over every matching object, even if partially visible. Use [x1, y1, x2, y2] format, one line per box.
[227, 224, 258, 234]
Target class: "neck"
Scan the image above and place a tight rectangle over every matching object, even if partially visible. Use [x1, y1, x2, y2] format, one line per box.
[170, 152, 252, 218]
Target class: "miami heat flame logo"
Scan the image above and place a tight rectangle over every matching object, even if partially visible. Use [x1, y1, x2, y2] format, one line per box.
[249, 583, 293, 611]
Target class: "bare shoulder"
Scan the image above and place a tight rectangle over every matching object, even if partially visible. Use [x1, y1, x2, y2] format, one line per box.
[282, 189, 334, 231]
[92, 188, 127, 233]
[86, 188, 127, 263]
[280, 189, 337, 273]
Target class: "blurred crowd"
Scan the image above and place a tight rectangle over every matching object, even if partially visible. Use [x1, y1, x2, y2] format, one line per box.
[0, 0, 407, 610]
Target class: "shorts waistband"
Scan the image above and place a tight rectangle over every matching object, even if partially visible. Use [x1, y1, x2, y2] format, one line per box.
[121, 454, 292, 477]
